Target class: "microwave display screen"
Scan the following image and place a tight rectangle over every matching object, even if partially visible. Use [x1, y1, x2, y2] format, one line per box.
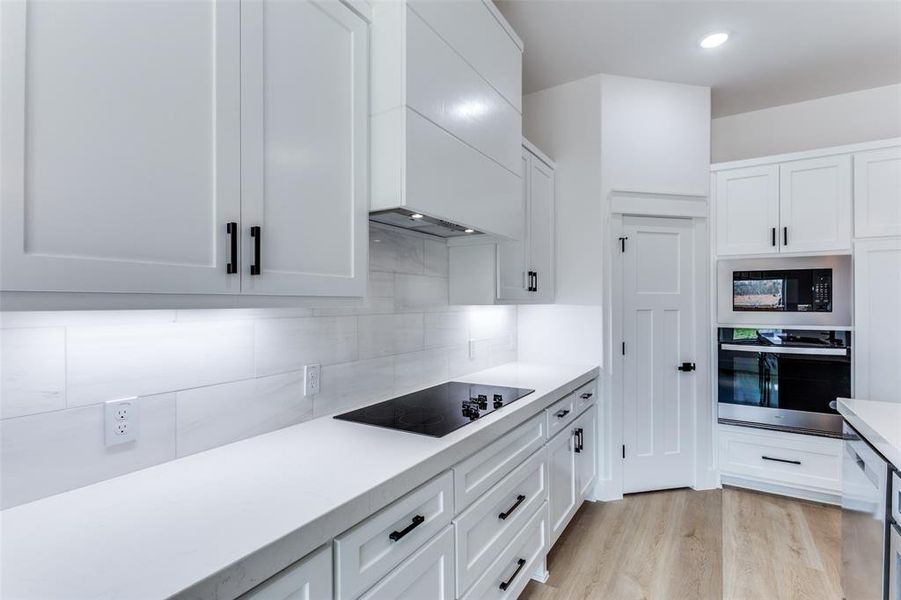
[732, 269, 832, 312]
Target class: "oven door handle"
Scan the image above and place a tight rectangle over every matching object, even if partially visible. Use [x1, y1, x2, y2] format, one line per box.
[720, 344, 847, 356]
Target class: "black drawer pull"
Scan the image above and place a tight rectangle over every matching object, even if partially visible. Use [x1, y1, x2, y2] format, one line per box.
[389, 515, 424, 542]
[250, 226, 261, 275]
[555, 409, 570, 419]
[498, 494, 526, 520]
[580, 392, 593, 400]
[762, 455, 801, 465]
[499, 558, 527, 591]
[226, 222, 238, 274]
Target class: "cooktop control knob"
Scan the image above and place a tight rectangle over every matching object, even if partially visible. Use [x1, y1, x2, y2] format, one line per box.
[476, 394, 488, 409]
[493, 394, 504, 408]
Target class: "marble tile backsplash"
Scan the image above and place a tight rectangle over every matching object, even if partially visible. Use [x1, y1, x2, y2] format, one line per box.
[0, 225, 518, 508]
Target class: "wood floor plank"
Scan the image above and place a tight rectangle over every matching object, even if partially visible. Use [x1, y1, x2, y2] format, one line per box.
[520, 487, 839, 600]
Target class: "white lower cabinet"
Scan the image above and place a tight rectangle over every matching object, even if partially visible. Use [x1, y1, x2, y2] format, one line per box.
[574, 405, 598, 501]
[719, 424, 841, 502]
[546, 426, 577, 546]
[460, 503, 548, 600]
[240, 544, 332, 600]
[453, 449, 547, 594]
[357, 525, 455, 600]
[334, 471, 454, 600]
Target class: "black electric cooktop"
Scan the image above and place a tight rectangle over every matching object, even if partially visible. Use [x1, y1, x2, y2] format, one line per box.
[333, 382, 535, 437]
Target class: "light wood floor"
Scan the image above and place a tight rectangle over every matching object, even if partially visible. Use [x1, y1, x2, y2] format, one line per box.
[520, 487, 840, 600]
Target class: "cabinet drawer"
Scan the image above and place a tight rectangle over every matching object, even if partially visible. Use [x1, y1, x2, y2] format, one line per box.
[454, 449, 547, 595]
[719, 425, 841, 493]
[335, 471, 454, 600]
[240, 544, 331, 600]
[357, 525, 455, 600]
[546, 394, 577, 439]
[460, 502, 547, 600]
[574, 380, 597, 413]
[453, 413, 546, 512]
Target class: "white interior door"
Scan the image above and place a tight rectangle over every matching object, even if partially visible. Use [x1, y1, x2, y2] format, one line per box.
[240, 0, 368, 296]
[779, 155, 851, 253]
[622, 216, 696, 494]
[1, 0, 240, 294]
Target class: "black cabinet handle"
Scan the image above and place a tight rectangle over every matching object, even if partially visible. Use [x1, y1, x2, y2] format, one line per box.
[527, 271, 537, 292]
[499, 558, 527, 591]
[250, 226, 261, 275]
[498, 494, 526, 520]
[389, 514, 424, 541]
[574, 428, 583, 453]
[226, 222, 238, 274]
[579, 428, 584, 452]
[580, 392, 593, 400]
[533, 271, 538, 292]
[555, 409, 570, 419]
[761, 455, 801, 465]
[783, 226, 788, 247]
[771, 227, 776, 247]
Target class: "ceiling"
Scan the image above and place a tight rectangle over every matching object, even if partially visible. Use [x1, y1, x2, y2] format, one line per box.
[494, 1, 901, 117]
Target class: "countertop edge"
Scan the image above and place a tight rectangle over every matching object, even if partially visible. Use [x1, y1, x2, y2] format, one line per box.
[837, 397, 901, 469]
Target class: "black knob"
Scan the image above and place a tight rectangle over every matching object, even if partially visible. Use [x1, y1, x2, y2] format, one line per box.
[493, 394, 503, 409]
[476, 394, 488, 409]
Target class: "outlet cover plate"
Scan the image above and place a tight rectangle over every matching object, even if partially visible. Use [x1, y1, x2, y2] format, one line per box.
[105, 397, 138, 446]
[304, 364, 321, 396]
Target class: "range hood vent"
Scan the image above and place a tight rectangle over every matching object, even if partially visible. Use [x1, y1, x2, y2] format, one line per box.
[369, 209, 484, 239]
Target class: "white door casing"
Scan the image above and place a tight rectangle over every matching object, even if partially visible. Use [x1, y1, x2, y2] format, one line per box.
[1, 0, 241, 293]
[622, 216, 696, 494]
[240, 0, 368, 296]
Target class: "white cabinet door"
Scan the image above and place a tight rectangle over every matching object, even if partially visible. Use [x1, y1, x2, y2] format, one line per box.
[715, 165, 780, 256]
[240, 0, 368, 296]
[358, 526, 455, 600]
[1, 0, 240, 294]
[241, 544, 332, 600]
[853, 238, 901, 403]
[528, 152, 555, 303]
[496, 150, 531, 302]
[854, 147, 901, 239]
[546, 427, 577, 545]
[575, 405, 598, 501]
[779, 155, 852, 253]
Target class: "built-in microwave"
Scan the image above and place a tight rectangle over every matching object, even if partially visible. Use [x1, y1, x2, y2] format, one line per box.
[717, 256, 851, 327]
[717, 327, 850, 435]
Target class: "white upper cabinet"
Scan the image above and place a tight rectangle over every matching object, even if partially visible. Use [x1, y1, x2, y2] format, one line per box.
[715, 165, 780, 256]
[496, 150, 532, 302]
[1, 0, 241, 294]
[854, 146, 901, 239]
[526, 149, 556, 303]
[370, 0, 523, 239]
[1, 0, 368, 298]
[240, 0, 368, 296]
[779, 155, 851, 253]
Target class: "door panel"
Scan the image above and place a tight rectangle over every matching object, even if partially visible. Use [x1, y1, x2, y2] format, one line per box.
[622, 216, 695, 493]
[547, 428, 576, 545]
[854, 146, 901, 239]
[1, 0, 240, 293]
[241, 0, 367, 296]
[528, 153, 555, 302]
[779, 155, 851, 253]
[715, 165, 779, 256]
[575, 405, 597, 500]
[496, 150, 530, 301]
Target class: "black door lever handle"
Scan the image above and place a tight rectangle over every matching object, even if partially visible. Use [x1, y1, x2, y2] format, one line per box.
[677, 362, 696, 372]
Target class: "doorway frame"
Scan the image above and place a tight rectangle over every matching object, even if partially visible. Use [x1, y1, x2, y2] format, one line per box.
[600, 190, 716, 500]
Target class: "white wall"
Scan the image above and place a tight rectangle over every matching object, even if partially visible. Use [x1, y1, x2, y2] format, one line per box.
[712, 84, 901, 162]
[0, 225, 518, 508]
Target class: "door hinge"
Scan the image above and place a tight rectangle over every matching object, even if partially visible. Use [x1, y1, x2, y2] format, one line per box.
[621, 341, 625, 355]
[622, 445, 626, 459]
[618, 236, 628, 252]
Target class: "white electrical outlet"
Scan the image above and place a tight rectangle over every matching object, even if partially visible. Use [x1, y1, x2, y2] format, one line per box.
[469, 340, 478, 360]
[105, 397, 139, 446]
[304, 364, 321, 396]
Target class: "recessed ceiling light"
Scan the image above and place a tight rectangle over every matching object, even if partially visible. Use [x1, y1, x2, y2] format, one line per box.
[410, 213, 424, 219]
[464, 228, 474, 233]
[699, 32, 729, 49]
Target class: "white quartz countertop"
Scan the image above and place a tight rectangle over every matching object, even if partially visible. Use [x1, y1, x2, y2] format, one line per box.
[0, 362, 599, 600]
[837, 397, 901, 468]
